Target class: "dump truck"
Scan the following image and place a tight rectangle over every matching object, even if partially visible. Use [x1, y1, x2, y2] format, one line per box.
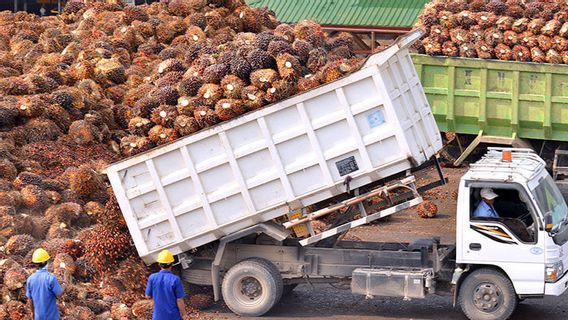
[412, 54, 568, 167]
[106, 31, 568, 320]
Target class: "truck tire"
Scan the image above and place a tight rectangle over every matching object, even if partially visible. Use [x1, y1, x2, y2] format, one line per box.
[221, 258, 283, 317]
[458, 268, 517, 320]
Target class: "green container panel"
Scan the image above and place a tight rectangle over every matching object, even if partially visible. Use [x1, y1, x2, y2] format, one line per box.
[412, 54, 568, 142]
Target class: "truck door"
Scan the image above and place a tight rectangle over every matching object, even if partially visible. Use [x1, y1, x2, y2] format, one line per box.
[460, 182, 545, 295]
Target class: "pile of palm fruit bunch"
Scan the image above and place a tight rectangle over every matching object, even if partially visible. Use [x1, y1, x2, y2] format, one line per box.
[0, 0, 362, 318]
[415, 0, 568, 63]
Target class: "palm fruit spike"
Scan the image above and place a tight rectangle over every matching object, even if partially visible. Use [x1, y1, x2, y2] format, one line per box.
[442, 41, 459, 57]
[297, 74, 321, 92]
[306, 48, 328, 74]
[94, 58, 126, 85]
[512, 45, 531, 62]
[214, 100, 239, 121]
[5, 234, 35, 257]
[484, 28, 504, 47]
[538, 35, 553, 52]
[194, 107, 219, 127]
[519, 32, 538, 48]
[422, 38, 442, 56]
[486, 0, 507, 15]
[198, 84, 223, 107]
[546, 49, 562, 64]
[148, 125, 179, 145]
[21, 184, 48, 209]
[202, 64, 229, 84]
[459, 43, 476, 58]
[68, 165, 102, 198]
[246, 49, 276, 70]
[250, 69, 279, 90]
[429, 25, 450, 43]
[553, 36, 568, 52]
[128, 117, 152, 136]
[438, 10, 457, 29]
[120, 135, 154, 157]
[449, 28, 469, 46]
[527, 19, 545, 35]
[503, 31, 518, 47]
[276, 53, 301, 79]
[221, 75, 245, 99]
[241, 85, 266, 110]
[560, 22, 568, 38]
[475, 42, 494, 60]
[177, 96, 203, 116]
[495, 44, 513, 61]
[274, 23, 295, 43]
[178, 76, 204, 97]
[174, 115, 201, 137]
[542, 20, 562, 37]
[496, 16, 514, 31]
[512, 18, 529, 34]
[476, 12, 497, 29]
[150, 105, 178, 128]
[265, 80, 297, 104]
[456, 11, 475, 29]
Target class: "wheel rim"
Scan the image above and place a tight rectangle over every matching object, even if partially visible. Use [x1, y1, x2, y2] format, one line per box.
[472, 282, 503, 313]
[234, 276, 264, 306]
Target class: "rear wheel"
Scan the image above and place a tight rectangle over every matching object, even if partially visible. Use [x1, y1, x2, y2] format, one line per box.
[221, 258, 283, 317]
[458, 268, 517, 320]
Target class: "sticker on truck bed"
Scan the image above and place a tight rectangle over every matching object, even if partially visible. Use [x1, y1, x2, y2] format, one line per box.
[336, 156, 359, 176]
[367, 110, 385, 128]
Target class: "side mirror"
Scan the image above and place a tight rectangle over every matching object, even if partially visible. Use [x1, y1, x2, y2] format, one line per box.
[545, 214, 553, 232]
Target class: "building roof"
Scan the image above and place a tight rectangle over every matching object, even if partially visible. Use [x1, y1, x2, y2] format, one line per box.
[246, 0, 429, 28]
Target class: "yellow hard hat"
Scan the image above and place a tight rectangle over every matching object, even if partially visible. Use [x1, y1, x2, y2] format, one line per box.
[157, 250, 174, 264]
[32, 248, 50, 263]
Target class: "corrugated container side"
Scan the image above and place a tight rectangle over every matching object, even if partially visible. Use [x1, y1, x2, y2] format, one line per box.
[413, 54, 568, 142]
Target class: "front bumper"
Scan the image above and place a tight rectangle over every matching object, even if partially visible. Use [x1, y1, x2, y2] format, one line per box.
[545, 271, 568, 296]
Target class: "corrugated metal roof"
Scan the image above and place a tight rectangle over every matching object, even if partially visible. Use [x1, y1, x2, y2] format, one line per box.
[246, 0, 429, 28]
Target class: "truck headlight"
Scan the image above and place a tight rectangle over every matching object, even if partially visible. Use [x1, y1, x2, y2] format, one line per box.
[545, 261, 564, 283]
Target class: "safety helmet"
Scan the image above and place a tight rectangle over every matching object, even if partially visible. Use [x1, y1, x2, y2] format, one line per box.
[32, 248, 50, 263]
[157, 250, 174, 264]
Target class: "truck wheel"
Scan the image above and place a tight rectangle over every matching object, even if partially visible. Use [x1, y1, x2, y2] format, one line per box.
[221, 258, 283, 317]
[458, 268, 517, 320]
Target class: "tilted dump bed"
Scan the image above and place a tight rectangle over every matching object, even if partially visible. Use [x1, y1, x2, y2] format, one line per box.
[106, 30, 442, 264]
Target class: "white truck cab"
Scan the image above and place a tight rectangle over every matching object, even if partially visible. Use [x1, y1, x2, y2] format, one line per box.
[455, 148, 568, 319]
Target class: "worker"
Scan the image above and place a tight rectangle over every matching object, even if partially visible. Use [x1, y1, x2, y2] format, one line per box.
[473, 188, 499, 218]
[146, 250, 187, 320]
[26, 248, 68, 320]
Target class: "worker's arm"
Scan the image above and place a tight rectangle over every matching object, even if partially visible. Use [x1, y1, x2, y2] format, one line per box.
[177, 298, 187, 319]
[27, 298, 34, 319]
[175, 277, 188, 318]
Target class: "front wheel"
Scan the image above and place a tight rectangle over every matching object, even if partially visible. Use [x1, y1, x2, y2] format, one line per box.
[458, 268, 517, 320]
[221, 258, 283, 317]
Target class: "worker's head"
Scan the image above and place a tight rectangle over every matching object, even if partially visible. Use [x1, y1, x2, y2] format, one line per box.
[32, 248, 50, 268]
[157, 249, 175, 269]
[480, 188, 498, 205]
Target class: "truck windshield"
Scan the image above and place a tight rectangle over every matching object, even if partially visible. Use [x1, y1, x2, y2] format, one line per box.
[533, 175, 568, 231]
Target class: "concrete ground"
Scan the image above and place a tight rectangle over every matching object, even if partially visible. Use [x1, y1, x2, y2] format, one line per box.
[202, 166, 568, 319]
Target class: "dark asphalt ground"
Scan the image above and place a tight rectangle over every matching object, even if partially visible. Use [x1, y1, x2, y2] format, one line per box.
[205, 283, 568, 319]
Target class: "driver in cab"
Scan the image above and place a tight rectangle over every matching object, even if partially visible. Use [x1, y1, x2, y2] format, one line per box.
[473, 188, 499, 218]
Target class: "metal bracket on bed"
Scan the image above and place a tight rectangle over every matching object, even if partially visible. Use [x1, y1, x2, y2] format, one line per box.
[283, 176, 423, 246]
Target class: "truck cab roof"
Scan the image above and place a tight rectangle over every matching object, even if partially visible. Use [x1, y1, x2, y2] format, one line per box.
[462, 148, 546, 183]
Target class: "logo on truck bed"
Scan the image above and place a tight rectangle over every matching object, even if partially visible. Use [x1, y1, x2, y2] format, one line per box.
[471, 224, 517, 245]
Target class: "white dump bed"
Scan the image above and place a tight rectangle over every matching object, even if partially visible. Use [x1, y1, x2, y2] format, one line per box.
[106, 30, 442, 263]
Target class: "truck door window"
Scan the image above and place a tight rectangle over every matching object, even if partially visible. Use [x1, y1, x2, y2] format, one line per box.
[470, 187, 535, 243]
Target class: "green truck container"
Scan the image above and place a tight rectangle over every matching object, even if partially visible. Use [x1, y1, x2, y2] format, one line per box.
[412, 54, 568, 143]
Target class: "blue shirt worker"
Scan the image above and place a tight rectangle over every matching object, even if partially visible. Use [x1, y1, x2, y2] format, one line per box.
[146, 249, 188, 320]
[26, 248, 66, 320]
[473, 188, 500, 218]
